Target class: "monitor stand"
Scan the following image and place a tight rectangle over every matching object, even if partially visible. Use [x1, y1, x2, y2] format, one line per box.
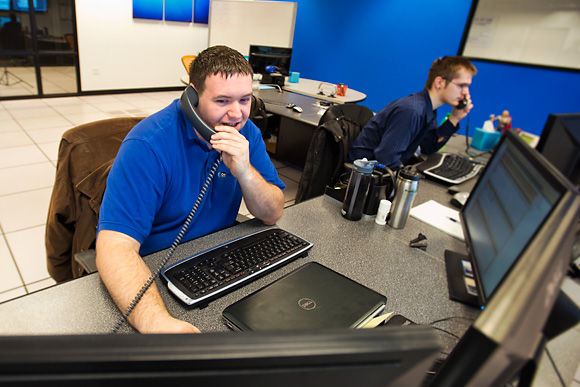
[444, 250, 480, 308]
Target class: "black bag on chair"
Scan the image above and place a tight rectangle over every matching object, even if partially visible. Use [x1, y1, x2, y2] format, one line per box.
[295, 104, 374, 203]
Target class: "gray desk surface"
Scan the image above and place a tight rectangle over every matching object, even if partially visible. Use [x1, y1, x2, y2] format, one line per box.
[0, 176, 475, 361]
[0, 159, 577, 385]
[180, 75, 367, 104]
[253, 88, 325, 127]
[282, 78, 367, 104]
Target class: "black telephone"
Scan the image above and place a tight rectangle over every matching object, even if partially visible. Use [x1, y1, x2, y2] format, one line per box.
[457, 96, 468, 110]
[180, 85, 217, 142]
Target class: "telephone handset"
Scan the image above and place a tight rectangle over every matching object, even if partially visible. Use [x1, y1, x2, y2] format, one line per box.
[457, 96, 468, 110]
[180, 85, 216, 142]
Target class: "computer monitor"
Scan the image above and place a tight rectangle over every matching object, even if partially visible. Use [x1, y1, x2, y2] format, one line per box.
[444, 129, 579, 306]
[0, 0, 10, 11]
[0, 327, 440, 386]
[536, 113, 580, 187]
[249, 45, 292, 76]
[432, 130, 580, 385]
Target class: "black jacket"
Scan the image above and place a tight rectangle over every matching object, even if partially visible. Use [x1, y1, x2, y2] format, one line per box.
[296, 105, 374, 203]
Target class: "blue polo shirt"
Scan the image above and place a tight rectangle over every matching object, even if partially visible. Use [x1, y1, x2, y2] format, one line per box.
[348, 89, 458, 169]
[98, 99, 285, 256]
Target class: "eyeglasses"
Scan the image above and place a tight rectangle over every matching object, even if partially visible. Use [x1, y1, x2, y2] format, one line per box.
[447, 80, 470, 90]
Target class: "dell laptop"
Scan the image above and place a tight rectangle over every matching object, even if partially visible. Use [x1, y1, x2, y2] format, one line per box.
[223, 262, 387, 331]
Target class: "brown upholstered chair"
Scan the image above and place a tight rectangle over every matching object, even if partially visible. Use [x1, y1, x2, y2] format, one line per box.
[45, 117, 144, 283]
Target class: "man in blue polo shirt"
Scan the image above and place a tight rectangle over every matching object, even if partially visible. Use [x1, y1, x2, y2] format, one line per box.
[348, 56, 477, 169]
[96, 46, 285, 334]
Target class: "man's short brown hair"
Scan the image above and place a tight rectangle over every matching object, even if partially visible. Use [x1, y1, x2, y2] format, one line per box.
[425, 56, 477, 89]
[189, 45, 253, 94]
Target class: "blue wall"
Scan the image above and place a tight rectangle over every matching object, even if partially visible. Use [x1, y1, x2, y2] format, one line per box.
[284, 0, 580, 136]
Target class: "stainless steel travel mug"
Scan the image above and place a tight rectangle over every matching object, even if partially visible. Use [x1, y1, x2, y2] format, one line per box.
[388, 167, 420, 229]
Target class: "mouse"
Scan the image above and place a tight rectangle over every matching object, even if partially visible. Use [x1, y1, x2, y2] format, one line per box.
[292, 105, 303, 113]
[450, 191, 469, 209]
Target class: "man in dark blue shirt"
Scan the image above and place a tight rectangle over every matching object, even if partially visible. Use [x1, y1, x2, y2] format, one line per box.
[348, 56, 477, 169]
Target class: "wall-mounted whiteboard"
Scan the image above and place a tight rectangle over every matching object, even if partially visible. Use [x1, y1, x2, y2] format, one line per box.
[461, 0, 580, 71]
[208, 0, 297, 56]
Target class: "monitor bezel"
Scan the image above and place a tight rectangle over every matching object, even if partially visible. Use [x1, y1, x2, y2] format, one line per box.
[0, 327, 440, 386]
[536, 113, 580, 186]
[432, 131, 580, 386]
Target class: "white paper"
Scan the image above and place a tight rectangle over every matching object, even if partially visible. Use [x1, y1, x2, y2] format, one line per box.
[410, 200, 465, 241]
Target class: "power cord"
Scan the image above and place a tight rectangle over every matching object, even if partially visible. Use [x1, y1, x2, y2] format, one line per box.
[545, 347, 566, 387]
[429, 316, 475, 325]
[464, 116, 471, 153]
[428, 316, 475, 345]
[111, 155, 222, 333]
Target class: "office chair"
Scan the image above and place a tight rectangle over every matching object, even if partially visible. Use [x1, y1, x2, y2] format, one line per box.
[296, 104, 374, 203]
[64, 33, 75, 51]
[45, 117, 144, 283]
[181, 55, 196, 74]
[250, 95, 270, 137]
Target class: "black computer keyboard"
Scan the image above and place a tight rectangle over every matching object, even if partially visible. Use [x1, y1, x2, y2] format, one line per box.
[420, 153, 483, 184]
[162, 228, 313, 307]
[262, 99, 288, 107]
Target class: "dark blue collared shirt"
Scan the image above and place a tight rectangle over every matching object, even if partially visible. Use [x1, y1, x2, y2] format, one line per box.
[348, 89, 458, 169]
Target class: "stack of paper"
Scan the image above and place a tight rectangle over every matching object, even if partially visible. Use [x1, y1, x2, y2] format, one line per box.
[410, 200, 465, 241]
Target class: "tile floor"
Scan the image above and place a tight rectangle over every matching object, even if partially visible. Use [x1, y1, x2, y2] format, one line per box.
[0, 66, 77, 98]
[0, 90, 302, 303]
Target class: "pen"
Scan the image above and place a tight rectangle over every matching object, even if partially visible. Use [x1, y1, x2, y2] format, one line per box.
[447, 216, 459, 223]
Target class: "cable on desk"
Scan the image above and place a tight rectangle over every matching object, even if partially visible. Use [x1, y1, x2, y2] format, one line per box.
[110, 156, 222, 333]
[464, 116, 471, 152]
[432, 326, 461, 341]
[428, 316, 475, 348]
[545, 347, 566, 387]
[429, 316, 475, 325]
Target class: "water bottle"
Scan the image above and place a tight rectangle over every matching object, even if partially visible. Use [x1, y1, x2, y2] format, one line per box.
[388, 167, 420, 229]
[341, 159, 377, 221]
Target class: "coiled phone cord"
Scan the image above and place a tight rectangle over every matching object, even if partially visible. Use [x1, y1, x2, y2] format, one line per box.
[111, 155, 222, 333]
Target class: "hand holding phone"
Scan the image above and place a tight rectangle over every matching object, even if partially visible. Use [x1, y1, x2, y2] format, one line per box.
[457, 96, 468, 110]
[180, 86, 217, 142]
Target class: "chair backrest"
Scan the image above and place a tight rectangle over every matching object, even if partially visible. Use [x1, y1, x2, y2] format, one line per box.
[295, 104, 374, 203]
[64, 33, 74, 51]
[249, 95, 269, 136]
[181, 55, 197, 74]
[46, 117, 144, 283]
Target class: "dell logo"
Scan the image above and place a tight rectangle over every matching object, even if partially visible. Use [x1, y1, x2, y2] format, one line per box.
[298, 298, 316, 310]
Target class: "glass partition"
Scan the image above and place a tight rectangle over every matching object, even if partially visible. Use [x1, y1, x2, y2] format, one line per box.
[0, 0, 78, 98]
